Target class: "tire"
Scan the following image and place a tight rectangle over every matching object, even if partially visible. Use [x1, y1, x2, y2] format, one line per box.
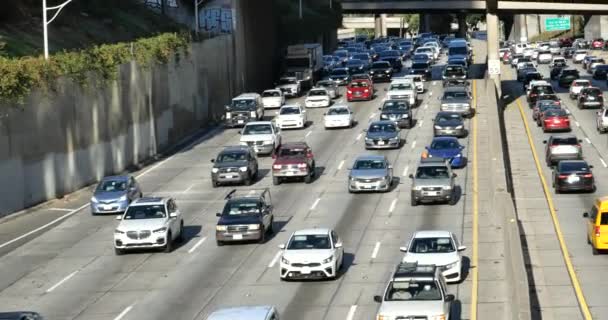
[588, 235, 592, 245]
[273, 176, 280, 185]
[164, 233, 173, 253]
[244, 173, 252, 186]
[176, 222, 184, 242]
[258, 230, 266, 244]
[114, 248, 124, 256]
[593, 247, 599, 255]
[216, 240, 224, 246]
[212, 180, 219, 188]
[268, 218, 274, 234]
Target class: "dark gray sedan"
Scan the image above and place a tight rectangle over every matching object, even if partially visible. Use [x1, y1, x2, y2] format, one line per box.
[364, 121, 402, 149]
[348, 154, 393, 193]
[90, 175, 142, 215]
[433, 111, 466, 137]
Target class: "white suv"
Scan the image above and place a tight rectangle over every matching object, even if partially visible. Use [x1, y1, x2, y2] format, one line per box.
[114, 197, 184, 255]
[279, 228, 344, 280]
[569, 79, 591, 99]
[400, 230, 466, 283]
[239, 121, 282, 155]
[597, 108, 608, 133]
[386, 79, 418, 107]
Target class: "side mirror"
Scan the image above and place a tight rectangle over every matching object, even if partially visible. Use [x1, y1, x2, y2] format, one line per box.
[409, 173, 414, 179]
[115, 215, 122, 220]
[210, 159, 215, 163]
[590, 165, 594, 169]
[275, 111, 279, 115]
[216, 212, 221, 217]
[278, 244, 286, 249]
[378, 107, 382, 111]
[388, 165, 393, 169]
[373, 295, 383, 303]
[335, 242, 343, 248]
[578, 139, 583, 143]
[458, 245, 467, 251]
[452, 173, 457, 178]
[445, 294, 455, 302]
[542, 140, 547, 144]
[459, 145, 465, 150]
[238, 130, 242, 134]
[169, 212, 178, 218]
[399, 246, 408, 252]
[363, 129, 368, 132]
[583, 212, 589, 218]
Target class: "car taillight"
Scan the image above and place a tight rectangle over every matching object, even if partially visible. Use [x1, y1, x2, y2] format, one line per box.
[583, 173, 593, 178]
[364, 89, 369, 93]
[273, 164, 282, 170]
[530, 93, 537, 97]
[347, 90, 352, 94]
[297, 163, 307, 168]
[595, 226, 601, 237]
[307, 153, 314, 159]
[558, 174, 568, 179]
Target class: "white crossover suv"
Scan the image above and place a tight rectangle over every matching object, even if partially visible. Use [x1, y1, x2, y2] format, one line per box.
[114, 197, 184, 255]
[275, 104, 307, 129]
[279, 228, 344, 280]
[305, 88, 331, 108]
[324, 104, 354, 129]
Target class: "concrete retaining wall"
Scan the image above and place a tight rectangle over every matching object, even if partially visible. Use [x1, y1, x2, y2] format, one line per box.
[0, 35, 240, 216]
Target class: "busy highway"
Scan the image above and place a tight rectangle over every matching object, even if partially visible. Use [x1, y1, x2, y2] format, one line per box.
[0, 37, 494, 320]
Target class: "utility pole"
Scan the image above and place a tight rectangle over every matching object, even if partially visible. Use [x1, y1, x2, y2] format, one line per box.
[194, 0, 205, 33]
[299, 0, 302, 19]
[42, 0, 73, 60]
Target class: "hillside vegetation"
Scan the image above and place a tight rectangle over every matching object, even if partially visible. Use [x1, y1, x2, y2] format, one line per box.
[0, 0, 183, 57]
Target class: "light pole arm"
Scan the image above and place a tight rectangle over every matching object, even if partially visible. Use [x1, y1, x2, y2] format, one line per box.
[46, 0, 73, 25]
[43, 0, 74, 60]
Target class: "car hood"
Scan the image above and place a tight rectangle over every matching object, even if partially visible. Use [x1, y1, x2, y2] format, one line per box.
[94, 190, 127, 201]
[371, 68, 392, 73]
[402, 251, 460, 266]
[435, 119, 463, 127]
[429, 148, 461, 158]
[377, 300, 445, 317]
[306, 95, 329, 100]
[388, 89, 415, 95]
[329, 75, 349, 80]
[118, 219, 166, 231]
[240, 134, 274, 142]
[277, 114, 303, 120]
[214, 161, 248, 168]
[282, 249, 334, 263]
[277, 83, 298, 90]
[351, 168, 388, 178]
[325, 114, 350, 120]
[218, 214, 261, 226]
[442, 98, 470, 105]
[367, 131, 398, 139]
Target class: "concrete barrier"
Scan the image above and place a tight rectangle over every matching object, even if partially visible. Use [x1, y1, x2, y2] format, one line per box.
[0, 35, 245, 216]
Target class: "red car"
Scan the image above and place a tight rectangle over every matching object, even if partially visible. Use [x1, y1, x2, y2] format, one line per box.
[502, 51, 511, 64]
[346, 80, 373, 101]
[592, 38, 605, 49]
[271, 142, 316, 185]
[542, 108, 570, 132]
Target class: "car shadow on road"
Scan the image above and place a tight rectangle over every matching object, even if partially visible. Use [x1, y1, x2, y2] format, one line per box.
[173, 225, 203, 250]
[459, 256, 471, 283]
[255, 169, 272, 181]
[450, 299, 463, 320]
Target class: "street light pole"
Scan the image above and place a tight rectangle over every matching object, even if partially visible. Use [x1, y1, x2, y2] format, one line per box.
[299, 0, 302, 19]
[43, 0, 73, 60]
[194, 0, 205, 33]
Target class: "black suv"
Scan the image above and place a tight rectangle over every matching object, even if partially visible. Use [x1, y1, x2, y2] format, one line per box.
[528, 84, 555, 107]
[441, 64, 467, 86]
[211, 146, 259, 187]
[410, 62, 432, 81]
[379, 99, 413, 128]
[557, 68, 580, 88]
[577, 87, 604, 109]
[215, 189, 274, 245]
[369, 61, 393, 82]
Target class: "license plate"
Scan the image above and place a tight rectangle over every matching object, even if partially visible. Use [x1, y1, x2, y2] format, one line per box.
[286, 171, 295, 176]
[362, 185, 374, 189]
[301, 267, 311, 274]
[589, 97, 595, 100]
[424, 191, 438, 196]
[233, 234, 243, 240]
[103, 205, 113, 210]
[445, 130, 453, 134]
[225, 175, 235, 179]
[567, 176, 580, 183]
[238, 120, 244, 124]
[378, 141, 385, 145]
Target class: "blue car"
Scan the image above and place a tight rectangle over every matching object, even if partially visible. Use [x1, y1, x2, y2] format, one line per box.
[423, 137, 466, 168]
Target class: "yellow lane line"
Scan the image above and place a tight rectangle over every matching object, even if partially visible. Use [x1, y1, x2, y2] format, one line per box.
[470, 79, 479, 320]
[514, 98, 592, 320]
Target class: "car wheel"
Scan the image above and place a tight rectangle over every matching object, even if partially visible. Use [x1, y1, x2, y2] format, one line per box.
[244, 173, 252, 186]
[164, 233, 173, 253]
[216, 240, 224, 246]
[114, 248, 124, 256]
[268, 218, 274, 234]
[304, 173, 312, 184]
[177, 221, 184, 242]
[258, 230, 266, 244]
[593, 247, 600, 255]
[273, 176, 280, 185]
[212, 180, 219, 188]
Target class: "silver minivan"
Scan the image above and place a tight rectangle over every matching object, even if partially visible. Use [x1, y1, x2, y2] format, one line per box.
[207, 306, 279, 320]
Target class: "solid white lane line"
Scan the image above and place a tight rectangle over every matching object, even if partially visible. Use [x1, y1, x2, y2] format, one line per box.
[585, 137, 591, 144]
[411, 141, 417, 149]
[402, 165, 409, 177]
[429, 92, 433, 96]
[418, 120, 424, 128]
[114, 305, 134, 320]
[371, 242, 382, 259]
[432, 81, 436, 86]
[369, 113, 376, 119]
[338, 160, 345, 170]
[188, 237, 207, 254]
[356, 133, 363, 141]
[389, 199, 397, 213]
[346, 305, 358, 320]
[183, 184, 195, 193]
[46, 270, 79, 293]
[248, 190, 256, 195]
[310, 198, 321, 210]
[306, 131, 312, 137]
[48, 208, 74, 212]
[575, 121, 580, 127]
[268, 250, 282, 268]
[0, 203, 89, 250]
[424, 104, 428, 110]
[601, 158, 608, 168]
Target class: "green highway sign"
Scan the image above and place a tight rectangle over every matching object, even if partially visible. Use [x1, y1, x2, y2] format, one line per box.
[545, 17, 571, 32]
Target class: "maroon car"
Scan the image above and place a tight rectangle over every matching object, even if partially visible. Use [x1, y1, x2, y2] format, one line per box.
[271, 142, 316, 185]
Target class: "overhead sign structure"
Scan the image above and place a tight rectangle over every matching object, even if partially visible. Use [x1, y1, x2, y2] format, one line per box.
[545, 17, 571, 32]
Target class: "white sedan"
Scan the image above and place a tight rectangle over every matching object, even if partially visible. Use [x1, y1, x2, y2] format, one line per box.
[400, 230, 466, 283]
[324, 105, 354, 129]
[279, 228, 344, 280]
[305, 88, 331, 108]
[262, 89, 285, 109]
[275, 104, 307, 129]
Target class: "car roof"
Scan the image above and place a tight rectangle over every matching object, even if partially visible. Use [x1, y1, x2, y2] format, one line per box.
[234, 93, 260, 99]
[370, 120, 398, 126]
[432, 136, 459, 142]
[355, 154, 387, 161]
[220, 145, 251, 153]
[207, 306, 274, 320]
[293, 228, 330, 236]
[131, 197, 167, 206]
[280, 141, 309, 149]
[244, 121, 273, 126]
[414, 230, 453, 238]
[101, 175, 130, 182]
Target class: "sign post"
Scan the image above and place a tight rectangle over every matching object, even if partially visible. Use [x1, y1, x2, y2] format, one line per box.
[545, 17, 571, 32]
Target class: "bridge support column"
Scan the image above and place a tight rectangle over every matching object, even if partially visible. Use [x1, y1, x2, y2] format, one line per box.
[487, 12, 501, 94]
[419, 14, 431, 33]
[458, 14, 467, 38]
[511, 15, 528, 42]
[374, 14, 387, 38]
[584, 16, 608, 40]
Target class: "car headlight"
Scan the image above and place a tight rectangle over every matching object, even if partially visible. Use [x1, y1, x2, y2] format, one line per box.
[216, 225, 227, 231]
[369, 70, 375, 74]
[263, 140, 273, 145]
[431, 315, 446, 320]
[441, 104, 448, 108]
[434, 125, 442, 129]
[365, 137, 373, 142]
[442, 185, 453, 190]
[153, 227, 167, 233]
[250, 111, 256, 118]
[119, 195, 128, 202]
[212, 168, 219, 173]
[413, 185, 423, 191]
[226, 113, 231, 119]
[349, 176, 355, 181]
[445, 261, 459, 269]
[455, 125, 463, 129]
[247, 224, 261, 230]
[385, 70, 391, 73]
[114, 229, 125, 234]
[455, 153, 462, 157]
[281, 256, 290, 265]
[239, 142, 248, 146]
[377, 314, 391, 320]
[239, 166, 248, 172]
[402, 114, 409, 118]
[380, 114, 388, 119]
[91, 196, 99, 203]
[322, 255, 334, 264]
[389, 136, 399, 142]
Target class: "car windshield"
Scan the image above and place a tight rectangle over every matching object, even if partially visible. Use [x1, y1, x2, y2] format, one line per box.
[263, 91, 281, 97]
[372, 62, 391, 69]
[346, 60, 362, 66]
[280, 106, 301, 115]
[443, 91, 468, 99]
[431, 139, 460, 149]
[551, 137, 578, 145]
[350, 81, 369, 88]
[352, 54, 369, 60]
[586, 88, 602, 95]
[383, 101, 408, 110]
[444, 66, 464, 75]
[231, 99, 255, 110]
[278, 147, 306, 157]
[327, 107, 350, 115]
[287, 234, 331, 250]
[573, 81, 590, 87]
[309, 90, 327, 96]
[353, 159, 386, 170]
[436, 113, 461, 123]
[385, 280, 442, 301]
[124, 205, 166, 220]
[390, 83, 413, 90]
[217, 152, 247, 162]
[413, 54, 429, 61]
[97, 179, 127, 192]
[331, 69, 348, 76]
[562, 70, 578, 76]
[243, 124, 272, 135]
[415, 166, 449, 179]
[533, 86, 554, 94]
[411, 63, 428, 69]
[410, 237, 455, 253]
[559, 162, 589, 172]
[369, 123, 397, 133]
[222, 199, 260, 216]
[544, 109, 567, 117]
[279, 78, 297, 85]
